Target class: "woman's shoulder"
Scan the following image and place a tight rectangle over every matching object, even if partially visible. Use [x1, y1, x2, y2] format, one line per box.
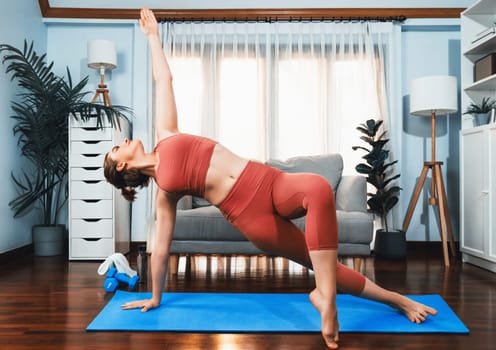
[155, 132, 217, 147]
[154, 132, 181, 150]
[156, 130, 179, 142]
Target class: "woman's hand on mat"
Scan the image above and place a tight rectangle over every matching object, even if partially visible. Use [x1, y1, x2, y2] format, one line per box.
[122, 299, 159, 312]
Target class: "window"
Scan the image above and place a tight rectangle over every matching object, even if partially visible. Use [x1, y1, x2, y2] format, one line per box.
[218, 58, 260, 160]
[165, 23, 389, 174]
[277, 56, 323, 159]
[169, 57, 203, 135]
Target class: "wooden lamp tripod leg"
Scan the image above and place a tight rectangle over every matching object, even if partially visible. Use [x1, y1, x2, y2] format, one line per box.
[434, 163, 457, 256]
[433, 164, 450, 266]
[90, 89, 101, 104]
[402, 165, 430, 232]
[435, 164, 457, 254]
[103, 89, 113, 107]
[90, 69, 112, 106]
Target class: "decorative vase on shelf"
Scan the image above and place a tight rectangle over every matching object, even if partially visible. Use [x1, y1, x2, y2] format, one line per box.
[473, 112, 490, 126]
[463, 97, 496, 127]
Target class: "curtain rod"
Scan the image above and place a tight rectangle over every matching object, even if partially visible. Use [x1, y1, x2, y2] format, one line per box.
[160, 16, 407, 23]
[37, 1, 464, 20]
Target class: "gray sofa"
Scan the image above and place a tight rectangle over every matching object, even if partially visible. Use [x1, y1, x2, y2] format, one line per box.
[170, 154, 373, 270]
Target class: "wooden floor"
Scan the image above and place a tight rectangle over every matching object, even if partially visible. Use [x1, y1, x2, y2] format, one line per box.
[1, 245, 495, 350]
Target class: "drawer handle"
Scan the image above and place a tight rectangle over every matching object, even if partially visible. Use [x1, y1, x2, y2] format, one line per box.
[81, 127, 99, 131]
[82, 219, 102, 223]
[82, 154, 101, 158]
[83, 238, 102, 242]
[83, 167, 100, 171]
[83, 141, 101, 144]
[83, 180, 102, 184]
[83, 199, 101, 203]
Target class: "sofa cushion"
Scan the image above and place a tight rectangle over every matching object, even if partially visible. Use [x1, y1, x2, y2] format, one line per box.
[289, 211, 373, 245]
[171, 241, 265, 255]
[266, 154, 343, 191]
[174, 206, 247, 241]
[174, 209, 372, 250]
[336, 211, 374, 244]
[192, 196, 212, 208]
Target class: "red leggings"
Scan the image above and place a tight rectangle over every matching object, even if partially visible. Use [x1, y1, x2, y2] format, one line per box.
[218, 161, 366, 295]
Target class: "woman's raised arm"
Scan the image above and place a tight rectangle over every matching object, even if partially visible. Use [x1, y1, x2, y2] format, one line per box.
[140, 7, 179, 139]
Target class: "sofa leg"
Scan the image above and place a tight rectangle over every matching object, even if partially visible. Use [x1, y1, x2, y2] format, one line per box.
[188, 254, 196, 272]
[169, 254, 179, 275]
[353, 257, 362, 272]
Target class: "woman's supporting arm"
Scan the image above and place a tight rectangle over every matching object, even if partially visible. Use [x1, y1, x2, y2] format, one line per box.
[121, 189, 177, 311]
[149, 190, 177, 307]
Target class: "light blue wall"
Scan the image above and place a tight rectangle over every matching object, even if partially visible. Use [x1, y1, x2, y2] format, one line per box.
[46, 22, 136, 108]
[0, 0, 47, 254]
[399, 21, 461, 242]
[45, 20, 151, 246]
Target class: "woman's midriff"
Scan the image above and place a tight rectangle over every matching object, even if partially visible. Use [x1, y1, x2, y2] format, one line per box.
[217, 161, 281, 223]
[203, 144, 249, 206]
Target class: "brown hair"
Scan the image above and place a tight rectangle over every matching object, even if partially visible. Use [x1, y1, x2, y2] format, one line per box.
[103, 152, 151, 202]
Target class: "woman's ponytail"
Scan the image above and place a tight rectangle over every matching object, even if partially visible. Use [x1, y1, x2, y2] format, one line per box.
[103, 153, 150, 202]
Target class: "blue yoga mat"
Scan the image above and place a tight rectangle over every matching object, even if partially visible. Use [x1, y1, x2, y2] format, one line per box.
[87, 291, 468, 333]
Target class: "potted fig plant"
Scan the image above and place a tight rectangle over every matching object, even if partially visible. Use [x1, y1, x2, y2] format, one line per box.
[463, 97, 496, 126]
[0, 40, 130, 256]
[352, 119, 404, 259]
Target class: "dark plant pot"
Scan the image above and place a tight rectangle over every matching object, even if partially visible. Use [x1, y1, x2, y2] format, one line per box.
[32, 225, 66, 256]
[374, 229, 407, 260]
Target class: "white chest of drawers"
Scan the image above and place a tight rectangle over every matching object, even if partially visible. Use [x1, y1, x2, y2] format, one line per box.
[68, 117, 131, 260]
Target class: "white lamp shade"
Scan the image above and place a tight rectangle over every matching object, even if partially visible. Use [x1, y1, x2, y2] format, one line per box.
[87, 40, 117, 70]
[410, 75, 457, 116]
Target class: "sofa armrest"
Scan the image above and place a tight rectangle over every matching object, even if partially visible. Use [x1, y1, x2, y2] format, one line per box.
[335, 175, 367, 212]
[177, 195, 193, 210]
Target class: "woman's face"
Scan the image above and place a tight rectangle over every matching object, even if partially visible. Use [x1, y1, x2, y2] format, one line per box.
[108, 138, 144, 171]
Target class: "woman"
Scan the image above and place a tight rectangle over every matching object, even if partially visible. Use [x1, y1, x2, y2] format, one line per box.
[104, 7, 437, 349]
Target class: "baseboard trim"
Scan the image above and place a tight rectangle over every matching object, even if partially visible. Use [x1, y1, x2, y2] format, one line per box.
[0, 244, 33, 264]
[407, 241, 460, 251]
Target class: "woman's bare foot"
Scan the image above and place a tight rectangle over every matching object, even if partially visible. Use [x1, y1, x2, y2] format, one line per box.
[390, 292, 438, 323]
[360, 278, 438, 325]
[310, 289, 339, 349]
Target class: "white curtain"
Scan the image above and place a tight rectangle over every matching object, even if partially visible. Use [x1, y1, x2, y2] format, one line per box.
[158, 20, 399, 177]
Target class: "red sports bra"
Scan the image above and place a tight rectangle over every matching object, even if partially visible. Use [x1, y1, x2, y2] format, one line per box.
[154, 133, 217, 197]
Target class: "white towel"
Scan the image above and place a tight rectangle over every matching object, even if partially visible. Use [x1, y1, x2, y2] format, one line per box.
[98, 253, 137, 277]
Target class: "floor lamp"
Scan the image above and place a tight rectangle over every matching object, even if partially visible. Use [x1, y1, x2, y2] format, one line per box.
[87, 39, 117, 107]
[403, 75, 458, 267]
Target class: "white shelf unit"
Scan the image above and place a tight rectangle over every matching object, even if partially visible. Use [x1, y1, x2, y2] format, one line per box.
[464, 31, 496, 57]
[460, 124, 496, 273]
[68, 117, 131, 260]
[461, 0, 496, 129]
[460, 0, 496, 273]
[464, 73, 496, 91]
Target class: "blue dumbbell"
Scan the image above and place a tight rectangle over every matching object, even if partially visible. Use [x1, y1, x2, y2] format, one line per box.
[103, 267, 139, 292]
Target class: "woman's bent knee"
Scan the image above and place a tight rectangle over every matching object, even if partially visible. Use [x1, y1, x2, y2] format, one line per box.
[303, 174, 335, 209]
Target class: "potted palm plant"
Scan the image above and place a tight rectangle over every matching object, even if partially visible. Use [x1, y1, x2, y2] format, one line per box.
[352, 119, 404, 259]
[1, 40, 131, 256]
[463, 97, 496, 126]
